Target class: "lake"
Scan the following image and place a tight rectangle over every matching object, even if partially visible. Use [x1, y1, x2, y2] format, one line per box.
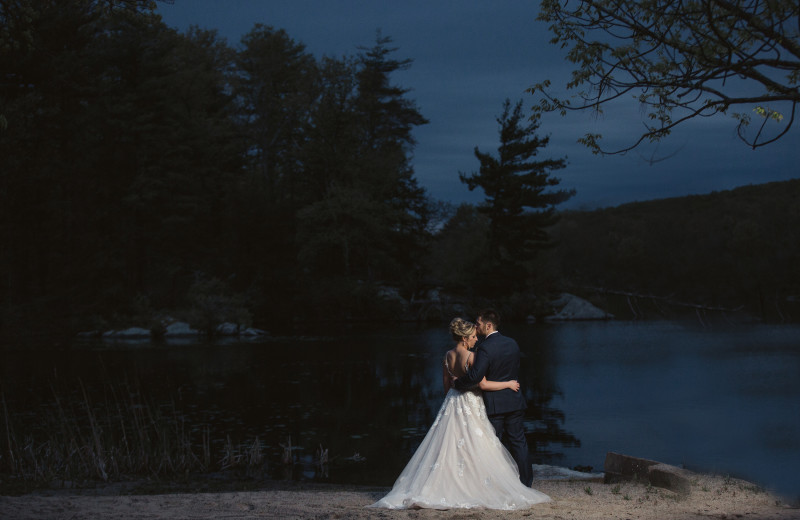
[1, 320, 798, 500]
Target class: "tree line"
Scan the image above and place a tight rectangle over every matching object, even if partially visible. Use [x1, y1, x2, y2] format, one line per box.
[546, 179, 800, 322]
[1, 1, 573, 339]
[3, 2, 795, 342]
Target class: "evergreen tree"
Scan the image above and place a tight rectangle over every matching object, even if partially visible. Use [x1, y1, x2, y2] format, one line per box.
[235, 25, 318, 205]
[460, 99, 574, 294]
[0, 1, 242, 334]
[88, 11, 240, 307]
[296, 34, 430, 312]
[295, 55, 363, 283]
[353, 32, 430, 285]
[231, 25, 318, 323]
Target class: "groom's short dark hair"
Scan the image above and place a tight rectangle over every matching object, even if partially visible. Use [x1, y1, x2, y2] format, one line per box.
[477, 308, 500, 328]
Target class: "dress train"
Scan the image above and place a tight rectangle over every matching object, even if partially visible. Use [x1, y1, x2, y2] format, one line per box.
[369, 388, 551, 510]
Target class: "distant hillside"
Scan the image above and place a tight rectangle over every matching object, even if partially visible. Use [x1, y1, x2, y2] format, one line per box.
[549, 179, 800, 321]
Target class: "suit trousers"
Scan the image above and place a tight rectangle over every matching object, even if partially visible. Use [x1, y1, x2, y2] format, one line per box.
[488, 409, 533, 487]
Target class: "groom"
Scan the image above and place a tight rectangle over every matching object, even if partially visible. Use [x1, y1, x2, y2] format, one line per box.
[454, 309, 534, 487]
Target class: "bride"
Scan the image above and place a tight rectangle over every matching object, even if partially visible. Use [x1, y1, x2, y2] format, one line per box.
[369, 318, 552, 510]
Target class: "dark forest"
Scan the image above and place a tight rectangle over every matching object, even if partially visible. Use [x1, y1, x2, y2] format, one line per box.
[2, 2, 798, 342]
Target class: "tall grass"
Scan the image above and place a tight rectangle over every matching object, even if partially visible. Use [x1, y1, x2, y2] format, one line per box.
[0, 376, 268, 487]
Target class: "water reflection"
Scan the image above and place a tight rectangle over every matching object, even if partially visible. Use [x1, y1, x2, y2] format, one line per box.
[0, 326, 578, 486]
[535, 321, 800, 501]
[511, 325, 582, 467]
[2, 321, 798, 499]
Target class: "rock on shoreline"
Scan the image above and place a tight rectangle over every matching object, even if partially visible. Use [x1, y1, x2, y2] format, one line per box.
[79, 320, 268, 341]
[546, 293, 614, 321]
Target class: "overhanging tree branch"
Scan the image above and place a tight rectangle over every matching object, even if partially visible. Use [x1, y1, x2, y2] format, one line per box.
[531, 0, 800, 154]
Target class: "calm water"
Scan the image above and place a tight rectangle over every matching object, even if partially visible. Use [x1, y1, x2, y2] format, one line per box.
[1, 320, 798, 499]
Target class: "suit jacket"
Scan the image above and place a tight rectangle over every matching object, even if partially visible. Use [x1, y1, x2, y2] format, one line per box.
[454, 332, 527, 415]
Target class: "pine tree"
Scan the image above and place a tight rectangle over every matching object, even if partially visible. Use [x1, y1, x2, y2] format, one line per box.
[460, 99, 574, 294]
[298, 34, 429, 284]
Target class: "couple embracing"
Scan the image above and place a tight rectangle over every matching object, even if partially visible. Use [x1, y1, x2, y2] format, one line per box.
[370, 309, 551, 510]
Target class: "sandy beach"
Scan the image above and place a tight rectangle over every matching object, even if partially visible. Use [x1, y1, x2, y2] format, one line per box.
[1, 472, 798, 520]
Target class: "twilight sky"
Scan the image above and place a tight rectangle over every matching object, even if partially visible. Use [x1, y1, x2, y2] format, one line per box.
[157, 0, 800, 210]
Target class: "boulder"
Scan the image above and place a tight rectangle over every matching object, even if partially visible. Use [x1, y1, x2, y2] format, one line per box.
[103, 327, 151, 338]
[164, 321, 200, 337]
[216, 322, 240, 336]
[240, 327, 267, 336]
[604, 452, 660, 484]
[648, 463, 694, 495]
[604, 452, 693, 495]
[546, 293, 614, 321]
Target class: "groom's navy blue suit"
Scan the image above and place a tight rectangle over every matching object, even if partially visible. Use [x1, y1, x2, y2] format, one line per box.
[454, 331, 533, 487]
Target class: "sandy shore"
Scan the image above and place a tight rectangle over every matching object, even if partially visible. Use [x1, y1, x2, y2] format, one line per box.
[1, 473, 798, 520]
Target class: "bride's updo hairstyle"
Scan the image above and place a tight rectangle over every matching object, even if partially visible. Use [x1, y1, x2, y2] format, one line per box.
[449, 317, 476, 342]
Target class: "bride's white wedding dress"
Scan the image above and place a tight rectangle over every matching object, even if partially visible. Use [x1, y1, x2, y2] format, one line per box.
[369, 359, 551, 510]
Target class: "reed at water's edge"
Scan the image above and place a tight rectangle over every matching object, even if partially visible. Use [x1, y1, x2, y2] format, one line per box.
[0, 376, 272, 492]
